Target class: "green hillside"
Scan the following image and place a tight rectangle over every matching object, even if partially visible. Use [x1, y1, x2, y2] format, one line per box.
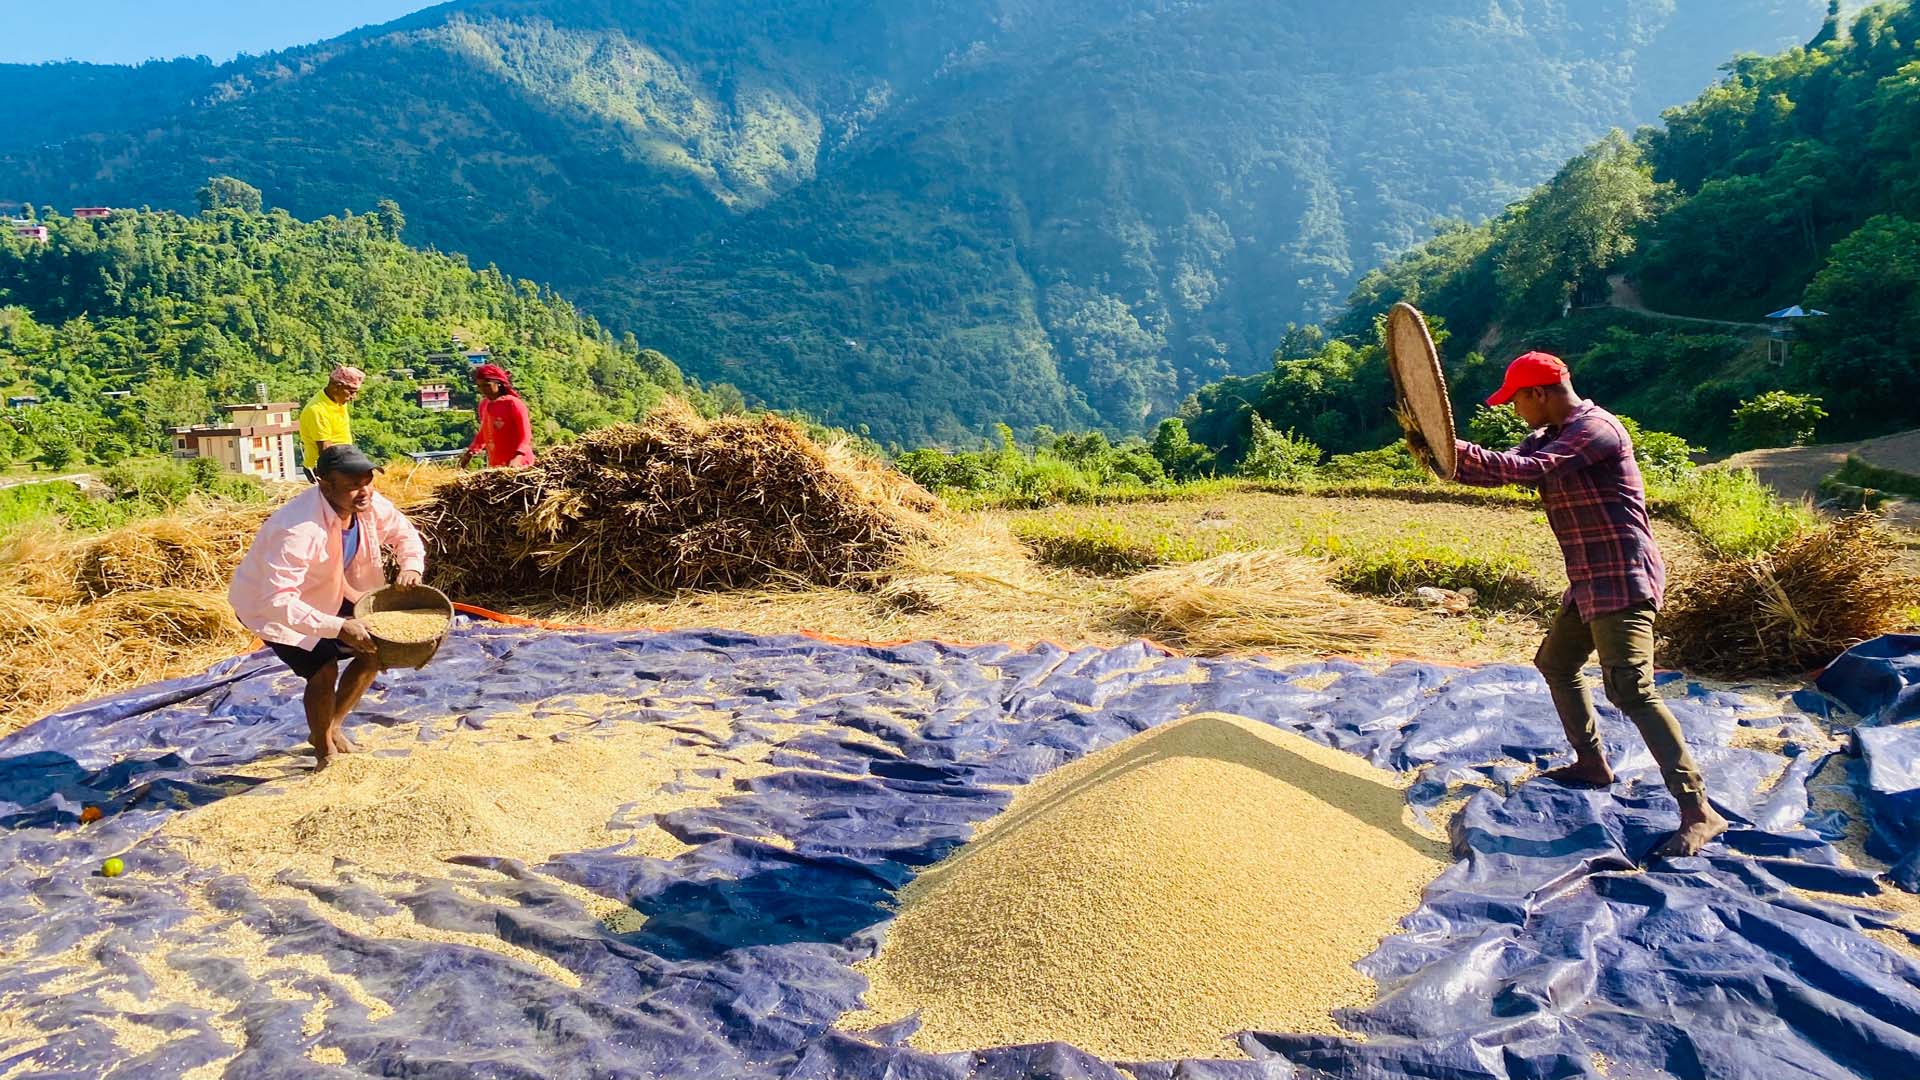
[0, 0, 1826, 444]
[0, 190, 702, 468]
[1181, 0, 1920, 458]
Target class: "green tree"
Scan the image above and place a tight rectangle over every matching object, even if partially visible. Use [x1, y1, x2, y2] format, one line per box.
[1467, 405, 1533, 448]
[1731, 391, 1829, 449]
[1497, 130, 1661, 315]
[375, 198, 407, 241]
[196, 176, 263, 214]
[1149, 417, 1216, 480]
[38, 431, 75, 471]
[1803, 216, 1920, 430]
[1619, 416, 1701, 479]
[1238, 413, 1321, 481]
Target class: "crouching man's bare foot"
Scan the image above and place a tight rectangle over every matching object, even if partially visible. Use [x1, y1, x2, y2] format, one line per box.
[1655, 803, 1729, 858]
[1540, 758, 1616, 789]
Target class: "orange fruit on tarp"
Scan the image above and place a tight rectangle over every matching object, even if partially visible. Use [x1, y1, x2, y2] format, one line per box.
[79, 806, 102, 824]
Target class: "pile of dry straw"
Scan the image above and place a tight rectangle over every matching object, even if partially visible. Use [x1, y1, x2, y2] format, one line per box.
[413, 401, 939, 603]
[1660, 513, 1915, 677]
[0, 501, 267, 735]
[1122, 550, 1400, 653]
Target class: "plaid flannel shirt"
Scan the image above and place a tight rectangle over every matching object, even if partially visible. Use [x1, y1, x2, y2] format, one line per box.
[1452, 401, 1665, 620]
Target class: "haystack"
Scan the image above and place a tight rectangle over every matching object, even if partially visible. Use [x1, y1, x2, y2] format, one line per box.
[65, 501, 269, 602]
[0, 502, 264, 735]
[0, 587, 249, 736]
[413, 401, 939, 603]
[1660, 513, 1915, 677]
[1121, 550, 1400, 653]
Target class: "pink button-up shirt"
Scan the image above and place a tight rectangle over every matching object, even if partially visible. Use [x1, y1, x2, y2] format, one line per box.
[228, 485, 427, 649]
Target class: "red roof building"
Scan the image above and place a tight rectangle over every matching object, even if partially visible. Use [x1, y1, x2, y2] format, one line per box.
[72, 207, 111, 220]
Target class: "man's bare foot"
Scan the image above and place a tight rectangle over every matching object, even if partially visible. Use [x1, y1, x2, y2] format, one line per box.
[313, 748, 334, 771]
[1540, 761, 1616, 789]
[1654, 806, 1729, 859]
[329, 729, 357, 755]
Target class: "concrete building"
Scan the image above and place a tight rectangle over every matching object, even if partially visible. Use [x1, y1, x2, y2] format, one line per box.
[171, 401, 300, 482]
[71, 207, 111, 220]
[12, 225, 48, 243]
[417, 383, 451, 411]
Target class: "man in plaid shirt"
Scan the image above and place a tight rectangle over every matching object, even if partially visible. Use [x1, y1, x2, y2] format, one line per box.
[1447, 351, 1727, 857]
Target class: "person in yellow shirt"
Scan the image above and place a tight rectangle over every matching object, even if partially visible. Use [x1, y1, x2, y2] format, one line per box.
[299, 366, 364, 479]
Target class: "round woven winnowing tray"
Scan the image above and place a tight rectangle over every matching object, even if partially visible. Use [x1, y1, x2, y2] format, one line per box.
[1386, 302, 1457, 480]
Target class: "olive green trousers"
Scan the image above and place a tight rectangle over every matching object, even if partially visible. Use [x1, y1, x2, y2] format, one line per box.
[1534, 601, 1707, 804]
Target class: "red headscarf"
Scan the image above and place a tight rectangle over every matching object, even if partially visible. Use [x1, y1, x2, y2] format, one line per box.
[472, 363, 519, 397]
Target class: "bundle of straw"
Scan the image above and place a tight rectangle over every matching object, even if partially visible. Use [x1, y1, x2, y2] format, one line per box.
[72, 503, 269, 600]
[375, 461, 460, 509]
[1659, 514, 1915, 677]
[412, 400, 940, 603]
[86, 588, 243, 646]
[0, 585, 250, 737]
[1120, 550, 1400, 653]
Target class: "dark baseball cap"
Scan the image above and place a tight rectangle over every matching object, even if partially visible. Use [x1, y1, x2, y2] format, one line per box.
[314, 444, 382, 476]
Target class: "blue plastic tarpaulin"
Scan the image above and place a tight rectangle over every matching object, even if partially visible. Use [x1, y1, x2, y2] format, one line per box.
[1821, 634, 1920, 892]
[1, 621, 1917, 1080]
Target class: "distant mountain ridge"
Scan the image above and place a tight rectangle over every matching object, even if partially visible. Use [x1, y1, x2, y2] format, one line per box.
[0, 0, 1827, 444]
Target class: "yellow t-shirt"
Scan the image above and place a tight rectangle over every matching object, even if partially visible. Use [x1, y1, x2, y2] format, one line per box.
[298, 392, 352, 469]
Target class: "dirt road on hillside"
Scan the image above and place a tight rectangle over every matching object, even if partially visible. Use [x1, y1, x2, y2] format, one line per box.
[1726, 429, 1920, 530]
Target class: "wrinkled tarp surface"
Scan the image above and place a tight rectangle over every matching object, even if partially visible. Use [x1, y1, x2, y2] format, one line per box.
[1821, 634, 1920, 892]
[1, 622, 1917, 1080]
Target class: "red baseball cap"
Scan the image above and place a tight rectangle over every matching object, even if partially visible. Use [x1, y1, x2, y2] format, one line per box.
[1486, 351, 1569, 406]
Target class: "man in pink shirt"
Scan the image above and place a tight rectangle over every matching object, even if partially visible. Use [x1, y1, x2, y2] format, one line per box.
[457, 362, 536, 469]
[229, 444, 427, 768]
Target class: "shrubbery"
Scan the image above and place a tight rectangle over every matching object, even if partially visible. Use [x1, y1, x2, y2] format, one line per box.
[1731, 391, 1828, 450]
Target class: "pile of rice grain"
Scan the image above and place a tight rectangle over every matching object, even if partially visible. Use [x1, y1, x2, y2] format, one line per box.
[845, 712, 1446, 1060]
[362, 609, 450, 644]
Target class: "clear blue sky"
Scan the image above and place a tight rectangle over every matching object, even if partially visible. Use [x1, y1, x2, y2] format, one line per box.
[0, 2, 436, 65]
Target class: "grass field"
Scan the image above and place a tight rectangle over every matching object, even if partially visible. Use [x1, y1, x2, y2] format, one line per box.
[570, 490, 1717, 668]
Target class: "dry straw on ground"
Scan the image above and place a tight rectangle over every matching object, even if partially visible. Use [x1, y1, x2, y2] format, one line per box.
[1120, 550, 1402, 653]
[1660, 513, 1914, 677]
[413, 399, 939, 604]
[0, 504, 266, 735]
[846, 712, 1445, 1059]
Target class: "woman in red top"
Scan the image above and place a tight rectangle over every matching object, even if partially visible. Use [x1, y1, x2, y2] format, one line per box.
[458, 363, 536, 469]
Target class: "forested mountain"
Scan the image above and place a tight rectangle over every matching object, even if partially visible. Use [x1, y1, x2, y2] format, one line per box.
[0, 192, 700, 467]
[0, 1, 1825, 444]
[1190, 0, 1918, 459]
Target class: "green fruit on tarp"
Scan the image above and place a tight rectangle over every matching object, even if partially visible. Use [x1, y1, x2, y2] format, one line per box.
[100, 858, 124, 878]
